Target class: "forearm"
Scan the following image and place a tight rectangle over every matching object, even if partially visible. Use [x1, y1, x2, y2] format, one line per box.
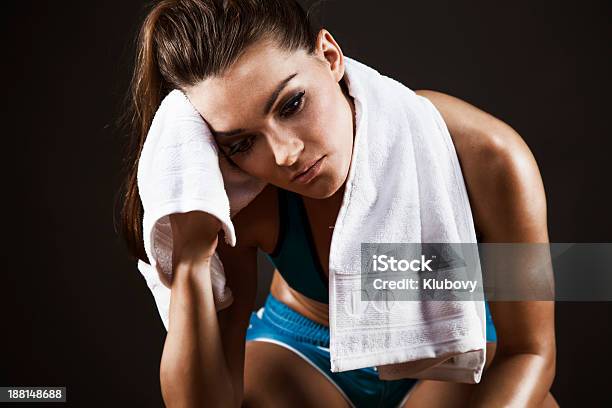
[160, 259, 235, 408]
[469, 351, 555, 407]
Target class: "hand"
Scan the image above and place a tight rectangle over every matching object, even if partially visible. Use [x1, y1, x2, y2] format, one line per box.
[170, 211, 222, 266]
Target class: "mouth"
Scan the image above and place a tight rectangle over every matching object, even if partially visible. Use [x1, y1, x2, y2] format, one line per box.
[291, 155, 326, 184]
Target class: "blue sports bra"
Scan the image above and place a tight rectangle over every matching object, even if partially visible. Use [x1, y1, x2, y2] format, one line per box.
[264, 187, 329, 303]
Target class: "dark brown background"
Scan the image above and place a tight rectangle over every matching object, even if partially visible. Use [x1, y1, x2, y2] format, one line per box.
[2, 0, 610, 406]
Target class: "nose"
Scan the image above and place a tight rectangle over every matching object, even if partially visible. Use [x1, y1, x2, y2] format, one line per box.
[268, 129, 303, 167]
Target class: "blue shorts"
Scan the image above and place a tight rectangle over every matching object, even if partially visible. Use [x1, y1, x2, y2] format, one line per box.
[246, 293, 497, 408]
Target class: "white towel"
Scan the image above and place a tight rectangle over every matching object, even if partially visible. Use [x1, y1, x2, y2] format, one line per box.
[136, 89, 264, 327]
[327, 57, 486, 383]
[136, 56, 486, 383]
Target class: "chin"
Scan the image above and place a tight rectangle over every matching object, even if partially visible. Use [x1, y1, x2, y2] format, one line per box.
[310, 185, 336, 199]
[294, 154, 351, 199]
[306, 172, 346, 199]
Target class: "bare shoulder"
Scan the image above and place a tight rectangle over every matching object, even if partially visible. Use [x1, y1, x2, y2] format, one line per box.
[415, 90, 548, 241]
[219, 182, 278, 251]
[414, 89, 523, 163]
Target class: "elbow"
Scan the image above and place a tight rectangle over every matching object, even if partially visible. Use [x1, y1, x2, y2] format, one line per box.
[532, 334, 557, 387]
[159, 365, 195, 408]
[497, 340, 557, 388]
[159, 367, 184, 408]
[543, 342, 557, 388]
[159, 365, 237, 408]
[532, 345, 557, 400]
[528, 348, 557, 387]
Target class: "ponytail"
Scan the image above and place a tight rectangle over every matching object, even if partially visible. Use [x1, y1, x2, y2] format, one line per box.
[117, 1, 174, 262]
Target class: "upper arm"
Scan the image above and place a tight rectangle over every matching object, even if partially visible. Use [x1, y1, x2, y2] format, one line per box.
[416, 89, 548, 242]
[416, 90, 555, 358]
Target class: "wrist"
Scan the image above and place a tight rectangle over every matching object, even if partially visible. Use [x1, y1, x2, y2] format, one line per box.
[171, 257, 214, 290]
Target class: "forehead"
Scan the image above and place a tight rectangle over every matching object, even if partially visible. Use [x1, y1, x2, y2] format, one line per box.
[186, 40, 310, 128]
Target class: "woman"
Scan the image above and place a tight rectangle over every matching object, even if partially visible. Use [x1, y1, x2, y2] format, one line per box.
[119, 0, 557, 406]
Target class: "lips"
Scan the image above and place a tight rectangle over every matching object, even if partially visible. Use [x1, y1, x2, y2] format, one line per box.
[291, 156, 323, 181]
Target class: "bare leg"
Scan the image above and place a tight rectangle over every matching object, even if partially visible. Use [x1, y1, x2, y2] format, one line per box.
[243, 341, 351, 408]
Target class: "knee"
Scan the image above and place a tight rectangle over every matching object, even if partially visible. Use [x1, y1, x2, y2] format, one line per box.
[242, 382, 273, 408]
[243, 351, 290, 407]
[540, 392, 559, 408]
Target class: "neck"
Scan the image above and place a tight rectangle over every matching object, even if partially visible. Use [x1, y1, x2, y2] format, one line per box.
[340, 76, 356, 137]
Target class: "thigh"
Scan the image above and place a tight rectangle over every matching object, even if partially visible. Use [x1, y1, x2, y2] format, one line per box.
[243, 340, 351, 408]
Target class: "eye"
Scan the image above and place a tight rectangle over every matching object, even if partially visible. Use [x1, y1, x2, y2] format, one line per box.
[280, 90, 306, 118]
[225, 91, 305, 157]
[228, 135, 256, 157]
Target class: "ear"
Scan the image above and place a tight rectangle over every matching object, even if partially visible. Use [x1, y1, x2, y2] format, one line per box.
[314, 29, 345, 83]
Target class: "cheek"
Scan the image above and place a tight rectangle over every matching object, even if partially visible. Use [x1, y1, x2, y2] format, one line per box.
[228, 144, 272, 178]
[316, 91, 352, 150]
[306, 91, 346, 144]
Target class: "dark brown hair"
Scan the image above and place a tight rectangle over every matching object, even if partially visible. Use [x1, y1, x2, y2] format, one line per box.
[117, 0, 319, 262]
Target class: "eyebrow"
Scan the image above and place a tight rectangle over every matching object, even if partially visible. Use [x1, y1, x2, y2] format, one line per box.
[210, 72, 298, 138]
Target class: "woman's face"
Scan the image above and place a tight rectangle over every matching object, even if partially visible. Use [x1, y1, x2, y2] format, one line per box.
[185, 30, 355, 199]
